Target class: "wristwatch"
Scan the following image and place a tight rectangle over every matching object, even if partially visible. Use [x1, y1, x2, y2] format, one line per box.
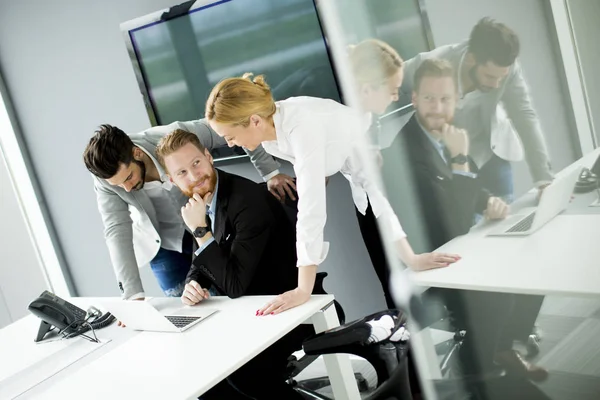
[450, 154, 468, 165]
[192, 226, 211, 239]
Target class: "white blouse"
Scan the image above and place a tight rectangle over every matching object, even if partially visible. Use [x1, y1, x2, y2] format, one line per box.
[261, 97, 406, 268]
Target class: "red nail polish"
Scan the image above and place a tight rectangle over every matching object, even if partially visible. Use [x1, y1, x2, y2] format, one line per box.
[271, 312, 274, 315]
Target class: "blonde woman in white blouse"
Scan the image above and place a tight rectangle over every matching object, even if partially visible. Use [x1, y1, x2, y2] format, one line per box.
[204, 62, 459, 315]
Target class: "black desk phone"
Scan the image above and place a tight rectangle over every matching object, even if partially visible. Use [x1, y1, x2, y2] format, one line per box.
[28, 290, 114, 342]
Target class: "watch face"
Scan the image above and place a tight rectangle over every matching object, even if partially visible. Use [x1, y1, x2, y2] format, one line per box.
[193, 226, 210, 238]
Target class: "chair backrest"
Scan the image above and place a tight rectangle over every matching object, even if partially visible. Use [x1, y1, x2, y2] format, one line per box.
[313, 272, 345, 325]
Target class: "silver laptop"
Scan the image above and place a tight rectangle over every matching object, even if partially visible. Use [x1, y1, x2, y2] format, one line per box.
[101, 299, 217, 332]
[487, 166, 582, 236]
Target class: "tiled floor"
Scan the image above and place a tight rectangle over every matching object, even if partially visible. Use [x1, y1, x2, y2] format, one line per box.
[295, 296, 600, 399]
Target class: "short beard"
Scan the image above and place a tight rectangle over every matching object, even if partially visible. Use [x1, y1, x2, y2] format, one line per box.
[416, 110, 450, 133]
[131, 159, 146, 191]
[181, 170, 217, 199]
[469, 65, 493, 93]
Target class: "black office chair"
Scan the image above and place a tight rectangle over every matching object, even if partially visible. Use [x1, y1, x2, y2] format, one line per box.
[289, 309, 413, 400]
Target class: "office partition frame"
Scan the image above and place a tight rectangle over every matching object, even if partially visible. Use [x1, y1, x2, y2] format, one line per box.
[548, 0, 596, 155]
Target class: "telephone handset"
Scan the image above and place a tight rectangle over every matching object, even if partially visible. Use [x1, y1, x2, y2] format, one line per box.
[28, 290, 88, 342]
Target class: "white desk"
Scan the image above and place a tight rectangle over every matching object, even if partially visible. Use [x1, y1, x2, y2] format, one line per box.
[1, 295, 360, 400]
[408, 148, 600, 297]
[406, 148, 600, 381]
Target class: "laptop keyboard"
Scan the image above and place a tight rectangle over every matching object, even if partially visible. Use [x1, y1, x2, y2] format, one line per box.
[165, 315, 201, 329]
[506, 212, 536, 233]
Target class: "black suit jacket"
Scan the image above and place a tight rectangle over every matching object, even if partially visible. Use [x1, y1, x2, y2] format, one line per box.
[393, 115, 490, 250]
[186, 169, 299, 298]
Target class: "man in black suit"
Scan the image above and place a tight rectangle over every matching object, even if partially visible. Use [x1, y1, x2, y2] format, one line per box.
[156, 129, 307, 400]
[400, 61, 509, 249]
[392, 58, 546, 381]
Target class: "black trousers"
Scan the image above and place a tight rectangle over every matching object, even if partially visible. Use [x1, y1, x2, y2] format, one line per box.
[355, 201, 396, 309]
[200, 324, 312, 400]
[427, 288, 544, 371]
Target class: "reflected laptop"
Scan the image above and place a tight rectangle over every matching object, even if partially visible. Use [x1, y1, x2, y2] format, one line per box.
[487, 166, 582, 236]
[101, 299, 217, 332]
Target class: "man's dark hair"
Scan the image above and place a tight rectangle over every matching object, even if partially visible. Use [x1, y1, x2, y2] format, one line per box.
[468, 17, 520, 67]
[83, 124, 135, 179]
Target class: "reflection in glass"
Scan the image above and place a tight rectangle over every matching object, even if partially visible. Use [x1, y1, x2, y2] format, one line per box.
[318, 1, 599, 399]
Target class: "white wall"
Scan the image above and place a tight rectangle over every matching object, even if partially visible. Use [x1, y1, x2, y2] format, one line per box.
[0, 148, 48, 328]
[567, 0, 600, 146]
[0, 0, 386, 321]
[423, 0, 579, 195]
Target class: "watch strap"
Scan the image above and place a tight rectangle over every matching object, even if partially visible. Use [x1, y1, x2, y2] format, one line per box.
[193, 226, 211, 239]
[450, 154, 468, 165]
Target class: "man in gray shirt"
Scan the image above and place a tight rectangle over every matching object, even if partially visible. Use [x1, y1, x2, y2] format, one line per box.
[83, 119, 295, 300]
[401, 17, 553, 202]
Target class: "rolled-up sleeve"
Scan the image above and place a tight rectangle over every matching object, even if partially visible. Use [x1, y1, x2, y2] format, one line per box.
[289, 124, 330, 268]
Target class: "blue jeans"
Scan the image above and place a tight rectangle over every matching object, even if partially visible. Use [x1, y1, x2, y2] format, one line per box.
[150, 231, 193, 297]
[478, 155, 515, 204]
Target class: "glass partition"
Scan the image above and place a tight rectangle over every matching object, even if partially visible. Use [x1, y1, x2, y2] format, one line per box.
[317, 0, 599, 398]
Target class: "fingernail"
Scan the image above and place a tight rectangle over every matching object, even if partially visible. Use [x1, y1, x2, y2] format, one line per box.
[271, 312, 274, 315]
[255, 310, 259, 316]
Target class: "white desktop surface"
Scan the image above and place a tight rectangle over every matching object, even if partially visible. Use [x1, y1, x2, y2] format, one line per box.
[409, 214, 600, 296]
[408, 148, 600, 297]
[2, 295, 359, 400]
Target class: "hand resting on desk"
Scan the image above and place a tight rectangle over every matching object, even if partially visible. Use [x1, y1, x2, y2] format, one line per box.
[484, 197, 510, 220]
[181, 280, 211, 305]
[409, 252, 461, 271]
[396, 237, 460, 271]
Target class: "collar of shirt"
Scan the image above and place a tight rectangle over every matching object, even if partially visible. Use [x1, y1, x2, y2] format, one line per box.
[267, 103, 287, 149]
[416, 117, 447, 162]
[206, 172, 220, 232]
[137, 146, 173, 190]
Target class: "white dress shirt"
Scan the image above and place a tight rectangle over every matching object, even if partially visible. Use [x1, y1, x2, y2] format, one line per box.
[261, 97, 406, 268]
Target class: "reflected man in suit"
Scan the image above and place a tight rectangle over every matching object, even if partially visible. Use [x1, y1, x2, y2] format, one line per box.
[401, 18, 554, 202]
[393, 58, 547, 381]
[156, 129, 311, 400]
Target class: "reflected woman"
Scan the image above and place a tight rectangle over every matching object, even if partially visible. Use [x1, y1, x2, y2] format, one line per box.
[204, 64, 459, 315]
[347, 38, 419, 308]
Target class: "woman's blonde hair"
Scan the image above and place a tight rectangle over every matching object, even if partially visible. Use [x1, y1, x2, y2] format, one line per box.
[205, 73, 276, 126]
[348, 39, 404, 87]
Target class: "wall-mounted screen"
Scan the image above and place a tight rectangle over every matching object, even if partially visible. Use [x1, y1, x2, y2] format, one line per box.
[121, 0, 340, 161]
